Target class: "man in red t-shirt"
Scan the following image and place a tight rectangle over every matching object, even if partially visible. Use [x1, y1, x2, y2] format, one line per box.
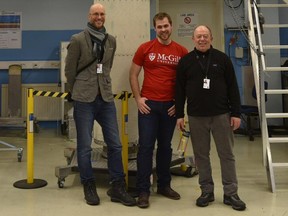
[129, 12, 188, 208]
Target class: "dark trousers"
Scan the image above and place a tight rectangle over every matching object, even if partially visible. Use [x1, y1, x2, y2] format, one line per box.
[136, 100, 176, 193]
[188, 113, 238, 196]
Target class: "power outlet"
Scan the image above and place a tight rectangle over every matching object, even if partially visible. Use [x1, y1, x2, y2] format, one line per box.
[235, 47, 243, 58]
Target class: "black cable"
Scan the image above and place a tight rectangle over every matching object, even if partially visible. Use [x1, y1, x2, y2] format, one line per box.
[227, 0, 259, 55]
[224, 0, 243, 9]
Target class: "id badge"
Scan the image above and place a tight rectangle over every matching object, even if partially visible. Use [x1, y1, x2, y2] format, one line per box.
[97, 64, 103, 74]
[203, 78, 210, 89]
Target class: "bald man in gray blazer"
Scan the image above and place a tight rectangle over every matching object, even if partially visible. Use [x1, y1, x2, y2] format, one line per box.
[65, 3, 136, 207]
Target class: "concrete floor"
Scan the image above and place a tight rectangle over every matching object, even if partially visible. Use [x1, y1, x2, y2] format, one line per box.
[1, 128, 288, 216]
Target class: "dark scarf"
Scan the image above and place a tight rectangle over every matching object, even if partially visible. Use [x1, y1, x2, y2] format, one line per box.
[87, 22, 107, 61]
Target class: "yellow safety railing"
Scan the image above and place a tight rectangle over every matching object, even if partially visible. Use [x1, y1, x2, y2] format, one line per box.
[14, 88, 132, 189]
[14, 88, 48, 189]
[121, 91, 129, 185]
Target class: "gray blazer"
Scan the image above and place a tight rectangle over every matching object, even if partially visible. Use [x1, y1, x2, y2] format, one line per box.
[65, 29, 116, 102]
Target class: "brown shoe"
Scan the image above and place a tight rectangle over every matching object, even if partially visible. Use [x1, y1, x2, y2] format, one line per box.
[157, 186, 181, 200]
[137, 192, 149, 208]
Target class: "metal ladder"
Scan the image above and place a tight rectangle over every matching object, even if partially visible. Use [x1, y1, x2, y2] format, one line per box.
[247, 1, 288, 192]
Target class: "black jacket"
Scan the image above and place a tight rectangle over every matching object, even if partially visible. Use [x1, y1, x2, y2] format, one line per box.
[175, 47, 241, 118]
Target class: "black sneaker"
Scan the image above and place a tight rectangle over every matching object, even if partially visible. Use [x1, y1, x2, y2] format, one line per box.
[223, 194, 246, 211]
[108, 181, 136, 206]
[83, 181, 100, 205]
[196, 192, 215, 207]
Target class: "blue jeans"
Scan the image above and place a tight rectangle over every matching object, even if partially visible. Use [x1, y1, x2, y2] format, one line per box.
[136, 100, 176, 193]
[73, 96, 125, 184]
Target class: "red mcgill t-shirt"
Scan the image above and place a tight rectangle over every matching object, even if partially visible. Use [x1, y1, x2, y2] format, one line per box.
[133, 39, 188, 101]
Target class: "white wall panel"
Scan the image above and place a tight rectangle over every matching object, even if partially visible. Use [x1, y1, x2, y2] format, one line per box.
[93, 0, 150, 142]
[96, 0, 150, 55]
[159, 0, 224, 52]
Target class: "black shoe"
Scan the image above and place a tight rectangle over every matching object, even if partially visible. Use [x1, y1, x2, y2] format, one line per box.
[223, 194, 246, 211]
[196, 192, 215, 207]
[83, 181, 100, 205]
[157, 186, 181, 200]
[137, 192, 150, 208]
[108, 181, 136, 206]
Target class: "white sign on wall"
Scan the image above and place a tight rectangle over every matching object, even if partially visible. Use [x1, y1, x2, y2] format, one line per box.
[0, 11, 22, 49]
[177, 12, 198, 37]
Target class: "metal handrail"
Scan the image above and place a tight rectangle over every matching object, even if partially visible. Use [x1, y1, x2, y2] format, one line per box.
[247, 0, 271, 168]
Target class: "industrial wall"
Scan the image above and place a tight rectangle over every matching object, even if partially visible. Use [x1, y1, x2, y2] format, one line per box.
[0, 0, 287, 128]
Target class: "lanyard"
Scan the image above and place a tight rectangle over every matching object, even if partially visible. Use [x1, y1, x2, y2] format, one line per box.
[195, 49, 212, 78]
[93, 43, 102, 63]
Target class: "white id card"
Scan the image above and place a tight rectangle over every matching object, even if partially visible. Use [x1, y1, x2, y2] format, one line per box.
[203, 78, 210, 89]
[97, 64, 103, 74]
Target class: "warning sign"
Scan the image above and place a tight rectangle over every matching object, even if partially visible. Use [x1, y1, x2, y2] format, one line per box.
[177, 12, 198, 37]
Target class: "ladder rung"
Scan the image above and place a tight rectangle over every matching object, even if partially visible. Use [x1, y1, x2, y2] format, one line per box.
[272, 163, 288, 167]
[263, 24, 288, 28]
[0, 148, 19, 151]
[266, 113, 288, 118]
[263, 45, 288, 49]
[269, 137, 288, 143]
[258, 4, 288, 8]
[265, 67, 288, 72]
[265, 89, 288, 94]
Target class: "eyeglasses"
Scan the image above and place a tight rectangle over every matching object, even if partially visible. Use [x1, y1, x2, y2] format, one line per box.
[90, 12, 105, 17]
[194, 34, 210, 39]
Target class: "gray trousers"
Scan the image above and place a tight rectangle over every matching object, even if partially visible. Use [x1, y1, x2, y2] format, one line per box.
[188, 113, 238, 196]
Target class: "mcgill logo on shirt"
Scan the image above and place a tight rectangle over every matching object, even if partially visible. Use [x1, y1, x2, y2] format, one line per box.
[149, 53, 156, 61]
[149, 52, 181, 65]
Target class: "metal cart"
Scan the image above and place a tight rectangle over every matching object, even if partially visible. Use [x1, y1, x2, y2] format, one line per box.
[0, 140, 23, 162]
[55, 147, 185, 188]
